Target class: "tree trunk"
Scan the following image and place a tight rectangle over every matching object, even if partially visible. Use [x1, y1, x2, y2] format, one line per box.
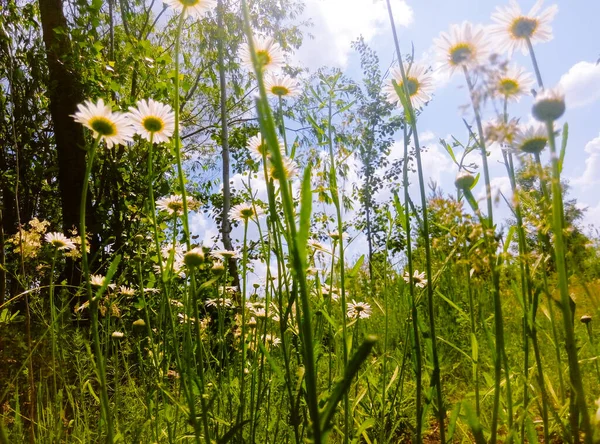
[38, 0, 86, 236]
[217, 0, 239, 289]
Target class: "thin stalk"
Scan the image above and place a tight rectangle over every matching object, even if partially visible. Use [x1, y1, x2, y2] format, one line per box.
[545, 120, 592, 444]
[402, 126, 423, 443]
[239, 220, 249, 436]
[80, 137, 113, 442]
[385, 1, 444, 440]
[526, 37, 544, 89]
[48, 249, 58, 400]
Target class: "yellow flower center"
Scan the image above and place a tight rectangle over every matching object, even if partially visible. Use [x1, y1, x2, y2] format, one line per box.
[240, 208, 255, 218]
[499, 78, 520, 96]
[258, 142, 268, 155]
[167, 201, 184, 212]
[354, 305, 365, 312]
[89, 117, 117, 136]
[520, 136, 547, 154]
[270, 85, 290, 96]
[180, 0, 200, 6]
[449, 43, 474, 66]
[511, 17, 538, 38]
[403, 77, 420, 96]
[142, 116, 164, 133]
[256, 50, 272, 67]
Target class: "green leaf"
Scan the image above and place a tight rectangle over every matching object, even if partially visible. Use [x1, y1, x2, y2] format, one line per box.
[348, 255, 365, 278]
[559, 122, 568, 174]
[298, 163, 313, 267]
[320, 336, 377, 434]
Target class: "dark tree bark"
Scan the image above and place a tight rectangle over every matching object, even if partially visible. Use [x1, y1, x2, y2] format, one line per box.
[217, 0, 239, 289]
[38, 0, 86, 236]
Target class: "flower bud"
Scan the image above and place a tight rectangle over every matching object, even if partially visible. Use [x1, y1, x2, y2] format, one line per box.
[455, 171, 475, 191]
[184, 247, 205, 268]
[532, 88, 565, 122]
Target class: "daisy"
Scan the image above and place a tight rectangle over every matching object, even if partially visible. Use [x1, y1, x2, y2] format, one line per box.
[71, 99, 133, 148]
[347, 300, 372, 320]
[384, 63, 434, 111]
[403, 270, 428, 288]
[490, 0, 558, 56]
[494, 64, 535, 102]
[512, 125, 548, 154]
[229, 203, 265, 223]
[45, 232, 76, 251]
[90, 274, 107, 287]
[111, 331, 125, 339]
[239, 36, 285, 73]
[268, 155, 298, 181]
[264, 73, 301, 98]
[434, 22, 490, 76]
[328, 231, 349, 242]
[128, 99, 175, 143]
[210, 249, 239, 260]
[163, 0, 216, 19]
[119, 285, 135, 297]
[205, 297, 233, 308]
[247, 134, 284, 163]
[532, 87, 565, 122]
[484, 117, 520, 146]
[156, 194, 199, 216]
[263, 333, 281, 349]
[454, 171, 476, 191]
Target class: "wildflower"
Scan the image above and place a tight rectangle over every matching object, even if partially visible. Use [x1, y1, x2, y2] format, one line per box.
[268, 154, 298, 181]
[133, 318, 146, 327]
[8, 218, 50, 259]
[263, 333, 281, 349]
[111, 331, 124, 339]
[264, 73, 301, 98]
[211, 262, 225, 275]
[45, 232, 76, 251]
[205, 297, 233, 308]
[71, 99, 133, 148]
[580, 315, 592, 325]
[247, 134, 284, 163]
[532, 87, 565, 122]
[513, 125, 548, 154]
[163, 0, 216, 19]
[119, 285, 135, 297]
[494, 64, 534, 102]
[90, 274, 107, 287]
[184, 247, 205, 268]
[347, 300, 372, 320]
[454, 171, 476, 191]
[239, 36, 285, 73]
[247, 317, 257, 328]
[434, 22, 490, 76]
[490, 0, 558, 56]
[128, 99, 175, 143]
[229, 203, 265, 223]
[156, 194, 200, 216]
[384, 63, 434, 111]
[210, 249, 239, 260]
[484, 118, 520, 146]
[403, 270, 428, 288]
[328, 231, 349, 242]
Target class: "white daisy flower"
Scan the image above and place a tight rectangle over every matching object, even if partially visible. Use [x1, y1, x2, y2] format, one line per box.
[403, 270, 428, 288]
[494, 64, 535, 102]
[156, 194, 199, 216]
[128, 99, 175, 143]
[347, 300, 372, 320]
[490, 0, 558, 56]
[205, 297, 233, 308]
[229, 203, 265, 223]
[268, 155, 298, 181]
[90, 274, 115, 288]
[263, 333, 281, 349]
[119, 285, 135, 297]
[264, 73, 301, 98]
[184, 247, 205, 268]
[384, 62, 434, 111]
[512, 125, 548, 154]
[111, 331, 125, 339]
[45, 232, 76, 251]
[239, 36, 285, 73]
[247, 134, 284, 163]
[210, 249, 239, 260]
[71, 99, 133, 148]
[434, 22, 490, 76]
[163, 0, 216, 19]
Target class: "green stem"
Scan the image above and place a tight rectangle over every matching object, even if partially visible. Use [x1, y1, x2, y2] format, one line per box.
[385, 1, 445, 440]
[545, 120, 592, 444]
[526, 37, 544, 89]
[80, 136, 113, 443]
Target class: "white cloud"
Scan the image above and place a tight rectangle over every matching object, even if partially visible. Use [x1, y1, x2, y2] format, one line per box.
[295, 0, 413, 69]
[558, 61, 600, 109]
[573, 133, 600, 188]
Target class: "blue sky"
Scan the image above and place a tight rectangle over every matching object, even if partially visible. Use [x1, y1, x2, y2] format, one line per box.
[190, 0, 600, 278]
[292, 0, 600, 231]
